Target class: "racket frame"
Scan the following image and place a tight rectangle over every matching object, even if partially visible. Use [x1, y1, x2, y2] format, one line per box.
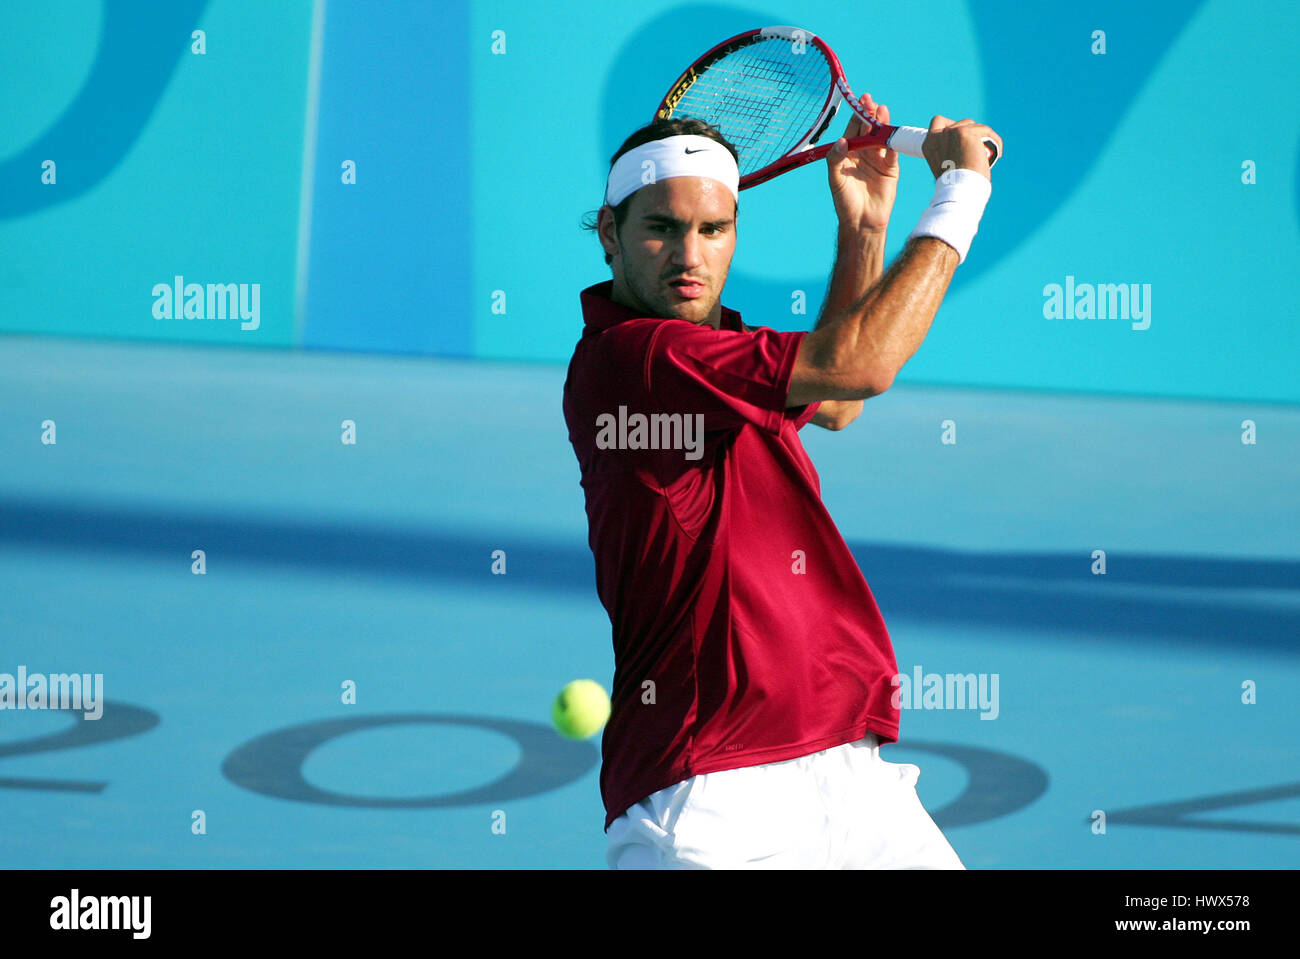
[656, 25, 997, 190]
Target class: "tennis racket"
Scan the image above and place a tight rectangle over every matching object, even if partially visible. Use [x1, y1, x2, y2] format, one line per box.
[656, 25, 1000, 190]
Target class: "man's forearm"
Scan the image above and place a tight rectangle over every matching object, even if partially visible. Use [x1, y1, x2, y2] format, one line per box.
[815, 225, 887, 331]
[808, 226, 884, 427]
[816, 236, 959, 390]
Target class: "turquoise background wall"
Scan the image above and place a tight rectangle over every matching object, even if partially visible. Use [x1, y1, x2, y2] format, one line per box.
[1, 0, 1296, 402]
[0, 0, 309, 347]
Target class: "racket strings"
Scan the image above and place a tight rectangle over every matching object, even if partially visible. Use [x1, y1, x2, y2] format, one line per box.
[672, 37, 832, 176]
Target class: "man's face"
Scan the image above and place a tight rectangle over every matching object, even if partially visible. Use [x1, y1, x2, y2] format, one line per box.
[601, 176, 736, 327]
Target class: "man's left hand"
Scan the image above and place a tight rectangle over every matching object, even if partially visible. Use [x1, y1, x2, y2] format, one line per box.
[826, 92, 899, 234]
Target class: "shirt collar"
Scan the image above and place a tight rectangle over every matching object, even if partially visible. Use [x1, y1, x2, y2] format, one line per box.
[580, 280, 744, 333]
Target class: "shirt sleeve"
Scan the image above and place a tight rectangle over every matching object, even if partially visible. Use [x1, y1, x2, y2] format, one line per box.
[643, 319, 808, 435]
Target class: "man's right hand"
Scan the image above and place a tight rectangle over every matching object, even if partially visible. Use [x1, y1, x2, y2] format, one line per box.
[921, 115, 1003, 180]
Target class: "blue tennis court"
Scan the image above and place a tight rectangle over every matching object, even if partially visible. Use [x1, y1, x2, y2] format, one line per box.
[1, 336, 1295, 868]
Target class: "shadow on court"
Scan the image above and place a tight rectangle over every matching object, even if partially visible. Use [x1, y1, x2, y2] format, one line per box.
[3, 492, 1296, 656]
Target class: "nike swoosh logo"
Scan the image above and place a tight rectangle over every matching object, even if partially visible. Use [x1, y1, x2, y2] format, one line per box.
[684, 147, 707, 154]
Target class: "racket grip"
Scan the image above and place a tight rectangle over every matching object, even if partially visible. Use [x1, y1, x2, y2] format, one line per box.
[885, 125, 928, 159]
[886, 126, 1001, 168]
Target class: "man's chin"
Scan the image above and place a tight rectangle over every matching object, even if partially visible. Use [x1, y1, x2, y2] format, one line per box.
[666, 296, 715, 325]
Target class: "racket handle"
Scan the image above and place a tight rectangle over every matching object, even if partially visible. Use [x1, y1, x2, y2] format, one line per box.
[886, 125, 1001, 168]
[885, 125, 928, 158]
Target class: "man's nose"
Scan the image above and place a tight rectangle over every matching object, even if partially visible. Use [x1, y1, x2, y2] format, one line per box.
[671, 230, 705, 269]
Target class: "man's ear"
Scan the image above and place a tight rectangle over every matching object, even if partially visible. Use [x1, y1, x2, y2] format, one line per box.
[597, 206, 620, 261]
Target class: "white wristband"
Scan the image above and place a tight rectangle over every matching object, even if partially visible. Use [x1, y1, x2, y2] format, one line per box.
[908, 168, 992, 264]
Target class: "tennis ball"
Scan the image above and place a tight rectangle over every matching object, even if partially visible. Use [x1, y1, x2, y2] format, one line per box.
[552, 679, 610, 740]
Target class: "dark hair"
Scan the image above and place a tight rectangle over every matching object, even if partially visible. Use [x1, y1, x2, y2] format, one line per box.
[580, 117, 740, 266]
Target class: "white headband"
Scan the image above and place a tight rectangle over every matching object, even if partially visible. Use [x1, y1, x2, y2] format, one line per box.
[604, 134, 740, 208]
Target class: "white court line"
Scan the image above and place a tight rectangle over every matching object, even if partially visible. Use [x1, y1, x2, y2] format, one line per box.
[293, 0, 326, 345]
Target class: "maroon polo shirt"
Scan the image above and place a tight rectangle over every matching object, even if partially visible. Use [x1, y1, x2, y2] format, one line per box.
[563, 280, 900, 831]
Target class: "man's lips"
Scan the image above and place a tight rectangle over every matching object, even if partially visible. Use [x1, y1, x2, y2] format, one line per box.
[667, 278, 706, 299]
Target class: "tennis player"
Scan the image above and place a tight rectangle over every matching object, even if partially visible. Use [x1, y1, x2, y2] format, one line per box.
[564, 94, 1002, 868]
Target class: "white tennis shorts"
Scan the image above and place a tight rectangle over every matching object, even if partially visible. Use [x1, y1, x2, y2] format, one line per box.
[606, 734, 965, 869]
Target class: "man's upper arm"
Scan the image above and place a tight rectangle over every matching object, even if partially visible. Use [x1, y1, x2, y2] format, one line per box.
[786, 327, 889, 408]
